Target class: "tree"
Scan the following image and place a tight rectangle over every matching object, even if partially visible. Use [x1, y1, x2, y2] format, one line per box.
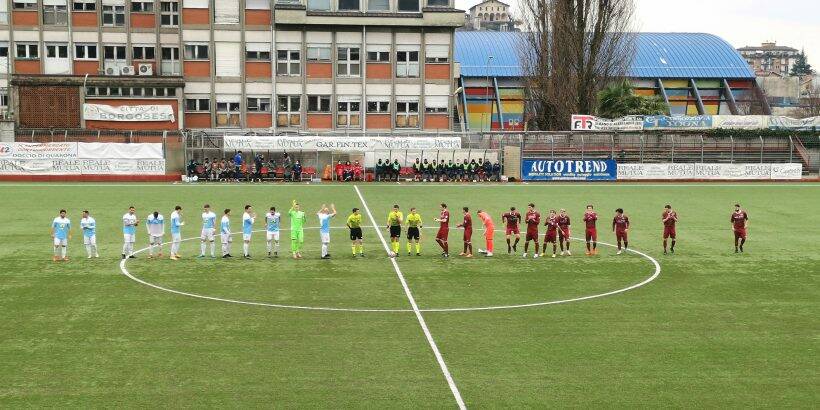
[520, 0, 637, 130]
[800, 83, 820, 118]
[596, 79, 669, 118]
[790, 50, 813, 76]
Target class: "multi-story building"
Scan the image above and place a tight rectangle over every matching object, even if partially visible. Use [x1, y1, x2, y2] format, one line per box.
[462, 0, 516, 32]
[738, 41, 800, 77]
[0, 0, 463, 132]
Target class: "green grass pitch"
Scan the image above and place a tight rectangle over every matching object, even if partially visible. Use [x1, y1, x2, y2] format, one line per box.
[1, 182, 818, 408]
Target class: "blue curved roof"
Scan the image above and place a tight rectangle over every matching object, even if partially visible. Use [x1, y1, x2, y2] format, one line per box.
[455, 32, 755, 79]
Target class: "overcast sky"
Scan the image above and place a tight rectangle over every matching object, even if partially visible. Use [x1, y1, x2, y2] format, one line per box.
[457, 0, 819, 67]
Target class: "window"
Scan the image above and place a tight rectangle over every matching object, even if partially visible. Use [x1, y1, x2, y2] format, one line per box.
[161, 46, 180, 75]
[46, 44, 69, 58]
[366, 49, 389, 62]
[185, 98, 210, 112]
[338, 0, 359, 11]
[397, 0, 419, 12]
[337, 47, 360, 77]
[307, 0, 330, 11]
[368, 0, 388, 11]
[160, 1, 179, 26]
[276, 49, 300, 75]
[1, 88, 10, 113]
[247, 97, 272, 112]
[245, 43, 271, 61]
[425, 45, 448, 63]
[75, 44, 98, 60]
[367, 99, 390, 113]
[104, 45, 126, 60]
[337, 98, 361, 128]
[307, 95, 331, 113]
[395, 100, 419, 128]
[425, 96, 448, 113]
[0, 44, 8, 58]
[16, 43, 39, 59]
[102, 5, 125, 26]
[307, 45, 331, 62]
[133, 46, 156, 60]
[427, 0, 448, 6]
[216, 100, 241, 127]
[43, 5, 68, 25]
[277, 96, 301, 127]
[131, 0, 153, 12]
[13, 1, 37, 10]
[184, 44, 209, 60]
[396, 49, 419, 77]
[73, 0, 96, 11]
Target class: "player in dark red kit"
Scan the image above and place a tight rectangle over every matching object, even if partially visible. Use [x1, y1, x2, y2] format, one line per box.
[542, 209, 559, 258]
[557, 209, 572, 256]
[583, 205, 598, 256]
[523, 203, 541, 258]
[731, 203, 749, 253]
[502, 207, 522, 253]
[434, 203, 450, 258]
[612, 208, 630, 255]
[457, 207, 473, 258]
[662, 204, 677, 254]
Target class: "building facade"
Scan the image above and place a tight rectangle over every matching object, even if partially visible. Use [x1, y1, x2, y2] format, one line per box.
[462, 0, 515, 32]
[0, 0, 463, 132]
[738, 41, 800, 77]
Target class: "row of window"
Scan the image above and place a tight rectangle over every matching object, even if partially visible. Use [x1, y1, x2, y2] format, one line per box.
[85, 86, 177, 97]
[306, 0, 448, 12]
[12, 2, 180, 27]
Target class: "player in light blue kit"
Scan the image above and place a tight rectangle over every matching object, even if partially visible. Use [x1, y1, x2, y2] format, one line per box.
[80, 210, 99, 259]
[220, 208, 233, 258]
[317, 203, 337, 259]
[265, 206, 281, 257]
[51, 209, 72, 262]
[199, 204, 217, 258]
[169, 205, 184, 260]
[242, 205, 256, 259]
[122, 206, 139, 259]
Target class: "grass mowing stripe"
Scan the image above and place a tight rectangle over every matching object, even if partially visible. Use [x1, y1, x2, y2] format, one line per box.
[354, 184, 467, 410]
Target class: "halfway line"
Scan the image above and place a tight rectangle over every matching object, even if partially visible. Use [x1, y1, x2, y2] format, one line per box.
[353, 184, 467, 410]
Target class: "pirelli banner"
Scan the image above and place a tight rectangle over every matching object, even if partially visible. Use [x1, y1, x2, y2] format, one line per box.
[617, 163, 803, 180]
[0, 142, 165, 175]
[223, 135, 462, 152]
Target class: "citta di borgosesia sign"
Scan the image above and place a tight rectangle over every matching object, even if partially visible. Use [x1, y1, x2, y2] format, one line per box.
[521, 159, 617, 181]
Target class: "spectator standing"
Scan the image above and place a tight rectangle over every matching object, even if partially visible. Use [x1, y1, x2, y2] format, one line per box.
[292, 160, 302, 181]
[233, 151, 244, 182]
[283, 153, 293, 180]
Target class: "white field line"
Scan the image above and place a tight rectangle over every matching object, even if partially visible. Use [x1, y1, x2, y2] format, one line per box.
[118, 226, 661, 313]
[354, 184, 467, 410]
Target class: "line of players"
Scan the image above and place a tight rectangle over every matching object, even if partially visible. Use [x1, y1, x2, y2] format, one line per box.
[48, 202, 751, 261]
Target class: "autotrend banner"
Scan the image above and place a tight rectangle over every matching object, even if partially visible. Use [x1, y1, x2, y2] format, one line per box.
[223, 135, 462, 152]
[617, 163, 803, 180]
[521, 159, 617, 181]
[83, 104, 176, 122]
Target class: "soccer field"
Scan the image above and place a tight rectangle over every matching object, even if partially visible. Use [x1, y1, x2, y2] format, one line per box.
[1, 182, 818, 408]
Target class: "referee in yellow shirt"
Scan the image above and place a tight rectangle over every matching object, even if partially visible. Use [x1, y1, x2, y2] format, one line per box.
[386, 204, 403, 256]
[347, 208, 364, 257]
[406, 207, 423, 256]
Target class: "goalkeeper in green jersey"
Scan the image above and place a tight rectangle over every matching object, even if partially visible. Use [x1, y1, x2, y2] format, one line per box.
[288, 200, 306, 259]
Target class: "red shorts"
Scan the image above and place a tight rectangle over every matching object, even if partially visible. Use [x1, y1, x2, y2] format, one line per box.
[663, 226, 676, 239]
[544, 230, 557, 243]
[734, 228, 747, 240]
[526, 228, 539, 241]
[616, 231, 628, 242]
[585, 228, 597, 241]
[559, 227, 570, 240]
[463, 229, 473, 242]
[436, 227, 449, 241]
[505, 226, 520, 236]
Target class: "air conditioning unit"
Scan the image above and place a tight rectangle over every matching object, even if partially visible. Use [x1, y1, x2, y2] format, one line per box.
[120, 66, 136, 76]
[137, 63, 153, 76]
[104, 66, 120, 76]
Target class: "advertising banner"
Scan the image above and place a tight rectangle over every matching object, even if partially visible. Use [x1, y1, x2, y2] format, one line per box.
[0, 158, 82, 175]
[521, 159, 617, 181]
[83, 104, 176, 123]
[617, 163, 802, 180]
[616, 163, 695, 180]
[643, 115, 713, 130]
[768, 116, 820, 130]
[223, 135, 462, 152]
[78, 143, 164, 159]
[694, 163, 772, 180]
[79, 159, 166, 175]
[570, 115, 644, 131]
[0, 142, 78, 159]
[711, 115, 769, 130]
[770, 163, 803, 179]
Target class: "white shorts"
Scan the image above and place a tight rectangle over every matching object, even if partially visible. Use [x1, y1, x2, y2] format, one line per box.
[123, 234, 136, 244]
[172, 233, 181, 242]
[320, 232, 330, 243]
[201, 228, 215, 241]
[266, 231, 280, 241]
[150, 235, 163, 244]
[53, 237, 67, 246]
[83, 235, 96, 246]
[243, 233, 252, 241]
[221, 233, 232, 243]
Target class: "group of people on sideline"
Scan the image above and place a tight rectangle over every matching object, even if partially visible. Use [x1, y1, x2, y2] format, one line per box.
[186, 151, 302, 182]
[375, 158, 502, 182]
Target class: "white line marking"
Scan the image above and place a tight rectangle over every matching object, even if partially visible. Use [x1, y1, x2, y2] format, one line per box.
[354, 184, 467, 410]
[118, 226, 661, 312]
